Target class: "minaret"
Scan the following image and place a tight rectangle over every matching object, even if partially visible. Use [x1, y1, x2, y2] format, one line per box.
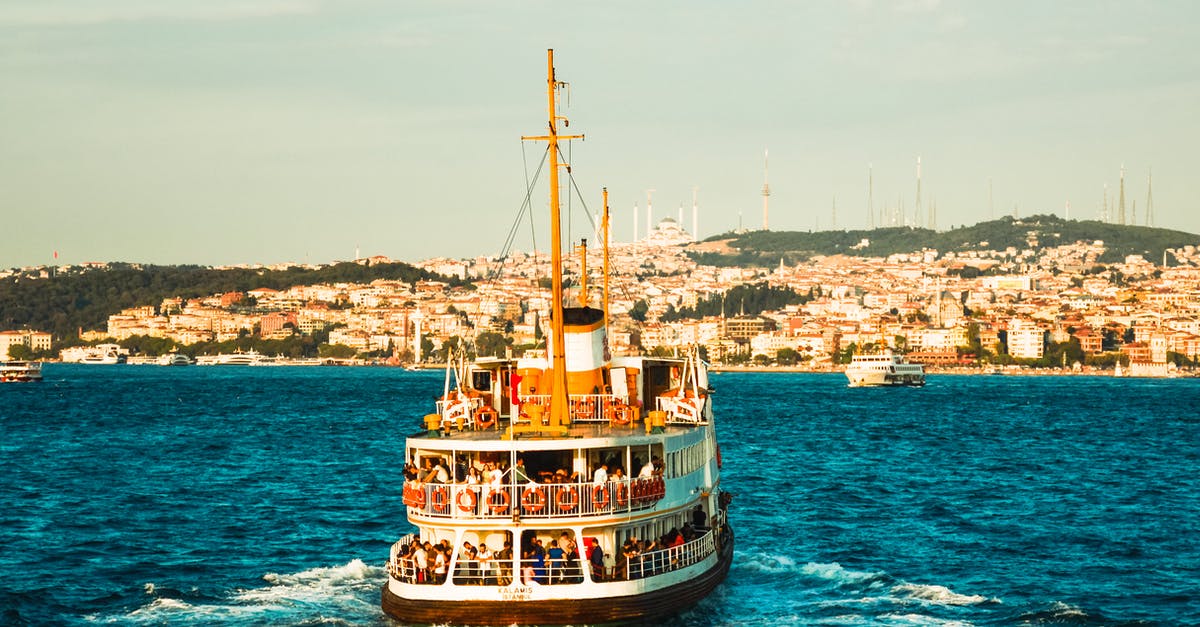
[1118, 164, 1127, 225]
[678, 202, 684, 227]
[831, 196, 837, 230]
[761, 149, 770, 230]
[411, 308, 424, 363]
[646, 189, 655, 239]
[633, 202, 639, 242]
[1065, 200, 1071, 220]
[1145, 169, 1155, 227]
[692, 186, 699, 241]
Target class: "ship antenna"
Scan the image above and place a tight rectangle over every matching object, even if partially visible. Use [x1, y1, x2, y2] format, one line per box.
[603, 187, 611, 331]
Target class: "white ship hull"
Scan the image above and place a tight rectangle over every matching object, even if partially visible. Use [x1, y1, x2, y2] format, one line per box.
[845, 353, 926, 387]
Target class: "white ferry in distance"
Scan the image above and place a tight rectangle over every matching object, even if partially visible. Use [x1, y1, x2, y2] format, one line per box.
[845, 351, 926, 387]
[61, 343, 128, 364]
[1, 361, 43, 382]
[380, 50, 735, 626]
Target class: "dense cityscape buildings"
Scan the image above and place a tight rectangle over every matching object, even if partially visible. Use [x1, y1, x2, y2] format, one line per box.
[4, 218, 1200, 376]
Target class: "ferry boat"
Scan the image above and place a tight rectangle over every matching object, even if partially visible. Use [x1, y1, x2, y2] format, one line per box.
[157, 353, 193, 366]
[61, 343, 128, 364]
[380, 50, 735, 626]
[211, 350, 261, 366]
[0, 361, 43, 382]
[845, 351, 926, 387]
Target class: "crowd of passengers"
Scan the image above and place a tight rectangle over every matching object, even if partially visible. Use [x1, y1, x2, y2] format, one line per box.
[390, 505, 713, 585]
[403, 454, 665, 488]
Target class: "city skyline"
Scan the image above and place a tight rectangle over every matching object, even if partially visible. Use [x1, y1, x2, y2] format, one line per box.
[2, 1, 1198, 269]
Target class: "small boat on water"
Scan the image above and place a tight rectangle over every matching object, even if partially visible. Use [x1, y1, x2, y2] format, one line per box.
[845, 351, 926, 387]
[157, 353, 193, 366]
[380, 50, 734, 626]
[1, 361, 43, 382]
[61, 343, 128, 364]
[211, 350, 261, 366]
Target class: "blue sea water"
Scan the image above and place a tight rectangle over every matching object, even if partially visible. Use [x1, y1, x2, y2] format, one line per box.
[2, 366, 1198, 626]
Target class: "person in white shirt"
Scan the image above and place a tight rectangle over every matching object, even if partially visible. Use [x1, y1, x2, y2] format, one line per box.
[592, 462, 608, 485]
[477, 543, 493, 585]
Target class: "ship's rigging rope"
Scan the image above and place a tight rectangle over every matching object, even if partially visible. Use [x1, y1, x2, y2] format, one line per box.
[459, 139, 596, 359]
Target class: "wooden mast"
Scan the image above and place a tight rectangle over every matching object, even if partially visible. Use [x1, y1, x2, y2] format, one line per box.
[518, 48, 581, 434]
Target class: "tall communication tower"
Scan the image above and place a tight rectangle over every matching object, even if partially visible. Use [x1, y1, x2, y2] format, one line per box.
[1102, 183, 1109, 223]
[761, 149, 770, 230]
[915, 156, 923, 228]
[1118, 165, 1127, 225]
[868, 164, 875, 229]
[1145, 169, 1155, 226]
[831, 196, 837, 230]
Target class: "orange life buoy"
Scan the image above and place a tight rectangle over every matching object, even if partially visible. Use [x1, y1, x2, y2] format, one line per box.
[555, 486, 579, 512]
[610, 404, 631, 426]
[615, 482, 629, 507]
[414, 486, 427, 509]
[522, 486, 547, 513]
[430, 486, 449, 511]
[591, 484, 610, 510]
[457, 488, 478, 513]
[475, 407, 497, 429]
[487, 488, 510, 514]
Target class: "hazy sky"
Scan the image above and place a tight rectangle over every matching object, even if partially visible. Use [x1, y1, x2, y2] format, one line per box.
[3, 0, 1198, 268]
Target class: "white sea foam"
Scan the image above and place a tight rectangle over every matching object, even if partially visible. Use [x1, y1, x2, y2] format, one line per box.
[878, 613, 974, 626]
[738, 551, 801, 573]
[801, 562, 886, 586]
[892, 582, 997, 606]
[98, 559, 384, 625]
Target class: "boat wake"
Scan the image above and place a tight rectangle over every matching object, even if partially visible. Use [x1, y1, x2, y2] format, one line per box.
[734, 553, 1000, 624]
[95, 559, 385, 626]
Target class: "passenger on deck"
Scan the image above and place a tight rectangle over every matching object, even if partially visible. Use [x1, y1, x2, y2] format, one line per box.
[592, 462, 608, 484]
[477, 543, 493, 585]
[587, 538, 605, 582]
[460, 541, 478, 583]
[496, 541, 514, 585]
[638, 458, 656, 477]
[547, 539, 564, 583]
[512, 457, 531, 484]
[413, 542, 429, 583]
[692, 503, 707, 529]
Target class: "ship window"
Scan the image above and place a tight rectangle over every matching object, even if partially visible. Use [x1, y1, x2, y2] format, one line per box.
[472, 370, 492, 391]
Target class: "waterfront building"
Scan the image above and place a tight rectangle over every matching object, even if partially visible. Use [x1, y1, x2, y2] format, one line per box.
[0, 330, 52, 359]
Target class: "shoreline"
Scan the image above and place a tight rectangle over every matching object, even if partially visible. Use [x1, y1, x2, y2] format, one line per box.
[711, 364, 1199, 378]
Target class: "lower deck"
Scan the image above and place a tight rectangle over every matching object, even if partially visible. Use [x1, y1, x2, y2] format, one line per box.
[382, 525, 734, 626]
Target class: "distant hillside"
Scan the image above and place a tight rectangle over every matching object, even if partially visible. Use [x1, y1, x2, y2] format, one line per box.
[690, 215, 1200, 267]
[0, 261, 464, 340]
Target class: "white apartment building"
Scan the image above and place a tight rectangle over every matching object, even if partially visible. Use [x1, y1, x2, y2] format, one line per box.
[1007, 318, 1045, 360]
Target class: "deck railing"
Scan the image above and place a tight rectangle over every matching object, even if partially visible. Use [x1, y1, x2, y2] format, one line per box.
[627, 529, 716, 579]
[389, 529, 721, 586]
[513, 394, 638, 426]
[402, 477, 666, 520]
